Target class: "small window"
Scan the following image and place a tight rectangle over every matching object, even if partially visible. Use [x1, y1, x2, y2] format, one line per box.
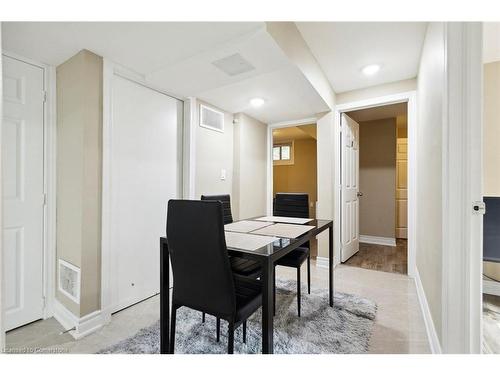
[273, 146, 281, 161]
[273, 142, 294, 165]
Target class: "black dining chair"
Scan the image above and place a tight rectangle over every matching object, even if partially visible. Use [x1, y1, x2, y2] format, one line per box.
[166, 199, 263, 354]
[273, 193, 311, 317]
[200, 194, 262, 326]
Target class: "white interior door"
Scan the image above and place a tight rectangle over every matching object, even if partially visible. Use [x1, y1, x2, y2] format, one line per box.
[110, 75, 181, 313]
[341, 114, 360, 262]
[2, 55, 45, 330]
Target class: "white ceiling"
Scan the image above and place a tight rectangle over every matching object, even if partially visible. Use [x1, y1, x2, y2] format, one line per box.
[484, 22, 500, 63]
[2, 22, 329, 123]
[295, 22, 427, 93]
[346, 102, 407, 123]
[2, 22, 263, 73]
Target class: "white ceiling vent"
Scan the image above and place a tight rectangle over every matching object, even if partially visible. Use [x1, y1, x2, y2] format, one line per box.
[58, 259, 81, 304]
[200, 104, 224, 133]
[212, 53, 255, 76]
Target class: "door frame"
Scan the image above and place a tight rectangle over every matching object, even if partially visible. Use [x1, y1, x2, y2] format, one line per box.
[266, 117, 318, 216]
[1, 51, 57, 328]
[101, 59, 184, 320]
[334, 91, 417, 277]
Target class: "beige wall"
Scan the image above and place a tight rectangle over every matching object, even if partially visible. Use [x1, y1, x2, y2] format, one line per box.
[484, 61, 500, 197]
[336, 79, 417, 105]
[416, 23, 446, 341]
[194, 100, 234, 200]
[56, 50, 102, 317]
[483, 61, 500, 281]
[273, 138, 317, 218]
[358, 118, 396, 238]
[233, 113, 267, 220]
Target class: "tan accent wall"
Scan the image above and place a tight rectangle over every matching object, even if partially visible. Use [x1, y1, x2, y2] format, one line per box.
[416, 22, 445, 341]
[233, 113, 268, 220]
[273, 138, 317, 218]
[56, 50, 102, 317]
[194, 100, 234, 201]
[483, 61, 500, 281]
[358, 118, 396, 238]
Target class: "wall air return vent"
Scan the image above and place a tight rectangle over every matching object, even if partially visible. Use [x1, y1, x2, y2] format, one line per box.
[200, 104, 224, 133]
[211, 53, 255, 76]
[58, 259, 81, 304]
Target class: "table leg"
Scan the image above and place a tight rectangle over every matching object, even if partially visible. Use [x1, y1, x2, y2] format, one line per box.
[329, 225, 334, 307]
[160, 239, 170, 354]
[261, 258, 274, 354]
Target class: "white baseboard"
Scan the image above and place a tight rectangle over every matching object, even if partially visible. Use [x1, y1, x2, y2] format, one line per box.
[483, 277, 500, 296]
[414, 268, 442, 353]
[359, 235, 396, 247]
[53, 300, 105, 339]
[316, 256, 329, 269]
[315, 256, 340, 269]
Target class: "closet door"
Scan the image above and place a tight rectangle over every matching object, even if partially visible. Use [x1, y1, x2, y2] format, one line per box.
[110, 75, 182, 312]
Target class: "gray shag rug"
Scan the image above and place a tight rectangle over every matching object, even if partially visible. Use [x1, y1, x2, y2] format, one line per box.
[99, 280, 377, 354]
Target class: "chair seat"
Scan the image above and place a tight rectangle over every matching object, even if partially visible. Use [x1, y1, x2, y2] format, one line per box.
[230, 257, 262, 278]
[276, 247, 309, 268]
[234, 277, 262, 323]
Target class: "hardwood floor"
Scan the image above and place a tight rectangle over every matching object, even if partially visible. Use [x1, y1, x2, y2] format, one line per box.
[344, 239, 407, 275]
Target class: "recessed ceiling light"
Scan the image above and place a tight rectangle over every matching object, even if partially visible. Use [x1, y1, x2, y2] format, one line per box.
[361, 64, 381, 76]
[250, 97, 265, 107]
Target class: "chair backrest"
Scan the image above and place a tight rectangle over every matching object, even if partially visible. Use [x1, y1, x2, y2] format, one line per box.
[167, 199, 236, 317]
[200, 194, 233, 224]
[274, 193, 309, 218]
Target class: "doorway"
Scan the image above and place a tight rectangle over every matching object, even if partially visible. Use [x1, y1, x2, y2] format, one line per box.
[334, 92, 417, 277]
[2, 54, 46, 330]
[340, 104, 408, 274]
[270, 122, 318, 257]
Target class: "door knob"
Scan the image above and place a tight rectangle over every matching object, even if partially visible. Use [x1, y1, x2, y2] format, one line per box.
[357, 192, 363, 197]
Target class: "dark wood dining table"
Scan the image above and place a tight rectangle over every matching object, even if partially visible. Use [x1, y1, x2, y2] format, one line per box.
[159, 218, 334, 354]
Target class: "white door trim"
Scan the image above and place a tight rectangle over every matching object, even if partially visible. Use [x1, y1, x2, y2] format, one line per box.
[1, 51, 57, 327]
[101, 59, 185, 320]
[441, 22, 483, 354]
[334, 91, 417, 277]
[266, 117, 318, 216]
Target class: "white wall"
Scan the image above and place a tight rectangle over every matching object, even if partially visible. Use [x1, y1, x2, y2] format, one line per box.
[316, 112, 335, 258]
[0, 22, 5, 350]
[336, 79, 417, 105]
[194, 99, 234, 200]
[416, 22, 446, 342]
[233, 113, 268, 220]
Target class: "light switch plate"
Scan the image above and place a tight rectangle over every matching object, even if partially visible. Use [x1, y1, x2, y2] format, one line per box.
[220, 169, 226, 181]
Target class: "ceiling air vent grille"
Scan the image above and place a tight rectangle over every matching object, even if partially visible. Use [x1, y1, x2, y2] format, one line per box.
[200, 104, 224, 133]
[211, 53, 255, 76]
